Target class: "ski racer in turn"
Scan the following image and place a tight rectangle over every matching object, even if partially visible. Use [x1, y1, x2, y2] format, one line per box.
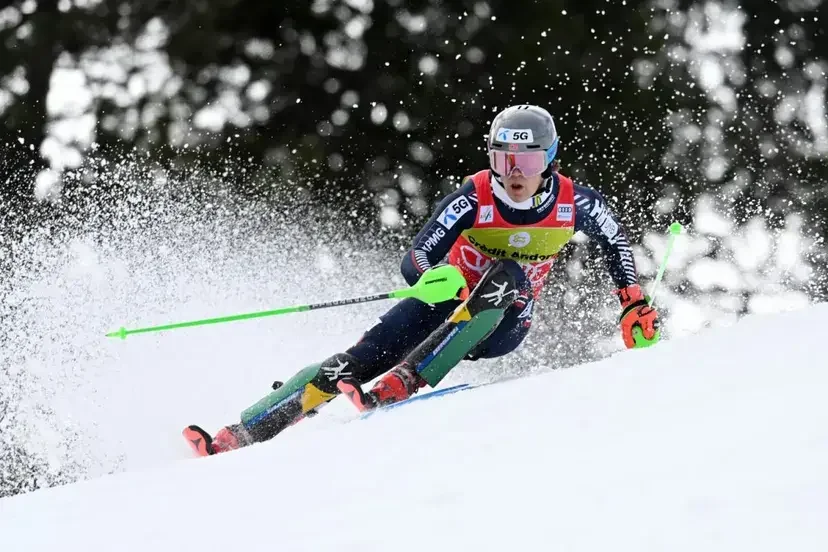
[184, 104, 661, 456]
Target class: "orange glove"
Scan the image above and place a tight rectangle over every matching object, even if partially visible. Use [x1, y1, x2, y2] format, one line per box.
[616, 284, 661, 349]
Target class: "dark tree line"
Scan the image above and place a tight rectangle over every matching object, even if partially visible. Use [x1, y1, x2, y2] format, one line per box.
[3, 1, 826, 243]
[1, 1, 677, 230]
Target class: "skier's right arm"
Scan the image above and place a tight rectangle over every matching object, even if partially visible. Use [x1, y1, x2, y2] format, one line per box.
[400, 178, 478, 286]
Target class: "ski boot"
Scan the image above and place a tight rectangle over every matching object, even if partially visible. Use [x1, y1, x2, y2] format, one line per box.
[182, 423, 253, 457]
[337, 361, 426, 412]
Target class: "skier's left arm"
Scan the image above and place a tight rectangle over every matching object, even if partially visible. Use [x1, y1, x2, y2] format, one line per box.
[400, 179, 478, 286]
[573, 184, 660, 349]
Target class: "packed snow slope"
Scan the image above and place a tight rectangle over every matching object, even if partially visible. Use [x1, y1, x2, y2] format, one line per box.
[2, 305, 827, 552]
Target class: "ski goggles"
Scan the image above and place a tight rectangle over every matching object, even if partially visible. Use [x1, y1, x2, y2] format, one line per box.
[489, 137, 559, 177]
[489, 150, 548, 177]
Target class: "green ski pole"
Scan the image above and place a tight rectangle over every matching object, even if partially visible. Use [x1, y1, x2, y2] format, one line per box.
[632, 221, 683, 347]
[106, 264, 466, 340]
[647, 221, 683, 307]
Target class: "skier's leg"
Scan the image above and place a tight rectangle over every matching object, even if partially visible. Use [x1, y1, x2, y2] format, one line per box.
[465, 290, 534, 360]
[338, 259, 527, 410]
[347, 297, 458, 382]
[205, 297, 456, 453]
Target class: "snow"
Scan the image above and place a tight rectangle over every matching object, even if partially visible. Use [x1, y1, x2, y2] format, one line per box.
[2, 303, 827, 551]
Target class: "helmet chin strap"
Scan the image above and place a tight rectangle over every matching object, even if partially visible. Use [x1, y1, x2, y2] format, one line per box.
[491, 174, 554, 210]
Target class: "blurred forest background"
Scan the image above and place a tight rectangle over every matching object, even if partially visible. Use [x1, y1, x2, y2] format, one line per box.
[1, 0, 827, 496]
[3, 0, 827, 313]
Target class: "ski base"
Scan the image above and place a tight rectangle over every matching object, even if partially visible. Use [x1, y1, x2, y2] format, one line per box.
[182, 425, 214, 457]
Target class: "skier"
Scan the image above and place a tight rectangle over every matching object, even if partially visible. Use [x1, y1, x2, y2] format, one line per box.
[184, 104, 661, 456]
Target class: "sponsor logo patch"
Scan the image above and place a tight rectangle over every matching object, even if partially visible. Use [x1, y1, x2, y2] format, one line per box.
[421, 226, 446, 253]
[508, 231, 531, 248]
[438, 196, 473, 229]
[478, 205, 494, 224]
[556, 203, 573, 222]
[600, 217, 619, 241]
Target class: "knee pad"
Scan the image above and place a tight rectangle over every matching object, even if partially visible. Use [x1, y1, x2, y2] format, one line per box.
[491, 259, 529, 288]
[311, 352, 366, 394]
[472, 260, 520, 309]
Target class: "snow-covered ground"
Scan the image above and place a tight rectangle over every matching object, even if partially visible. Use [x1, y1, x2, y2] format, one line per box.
[1, 302, 826, 551]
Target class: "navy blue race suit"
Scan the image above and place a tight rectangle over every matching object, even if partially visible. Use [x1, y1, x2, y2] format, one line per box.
[345, 171, 638, 381]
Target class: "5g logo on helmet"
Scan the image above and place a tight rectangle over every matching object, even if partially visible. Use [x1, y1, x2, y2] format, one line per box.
[496, 128, 535, 143]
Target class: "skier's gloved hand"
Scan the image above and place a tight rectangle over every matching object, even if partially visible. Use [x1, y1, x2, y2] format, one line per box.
[423, 263, 470, 301]
[616, 284, 660, 349]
